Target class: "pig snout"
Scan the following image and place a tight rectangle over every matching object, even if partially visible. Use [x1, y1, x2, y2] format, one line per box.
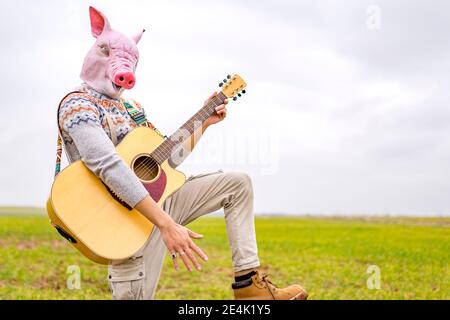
[113, 71, 136, 89]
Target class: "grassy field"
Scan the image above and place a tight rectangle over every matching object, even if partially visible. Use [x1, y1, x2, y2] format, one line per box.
[0, 212, 448, 300]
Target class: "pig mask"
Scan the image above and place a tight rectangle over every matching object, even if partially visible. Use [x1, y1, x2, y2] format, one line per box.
[80, 7, 145, 99]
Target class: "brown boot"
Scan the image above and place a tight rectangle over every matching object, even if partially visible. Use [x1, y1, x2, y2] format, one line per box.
[232, 271, 308, 300]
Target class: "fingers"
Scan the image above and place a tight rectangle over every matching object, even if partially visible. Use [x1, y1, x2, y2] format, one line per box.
[168, 227, 208, 272]
[216, 109, 227, 116]
[172, 246, 206, 272]
[169, 247, 180, 271]
[209, 92, 217, 99]
[215, 108, 227, 120]
[185, 247, 202, 271]
[190, 241, 208, 262]
[204, 92, 217, 106]
[172, 254, 180, 271]
[187, 227, 208, 261]
[215, 105, 227, 119]
[214, 99, 228, 111]
[178, 247, 194, 272]
[215, 105, 225, 112]
[187, 228, 203, 239]
[204, 94, 228, 109]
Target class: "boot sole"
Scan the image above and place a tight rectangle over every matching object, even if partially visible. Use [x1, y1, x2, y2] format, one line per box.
[291, 290, 309, 300]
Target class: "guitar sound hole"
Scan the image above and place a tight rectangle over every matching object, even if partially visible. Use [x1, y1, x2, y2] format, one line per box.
[132, 155, 160, 182]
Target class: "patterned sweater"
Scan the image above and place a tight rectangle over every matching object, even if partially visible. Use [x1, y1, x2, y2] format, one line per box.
[58, 84, 155, 208]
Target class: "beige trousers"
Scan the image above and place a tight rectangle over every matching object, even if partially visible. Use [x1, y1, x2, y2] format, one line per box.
[107, 170, 260, 300]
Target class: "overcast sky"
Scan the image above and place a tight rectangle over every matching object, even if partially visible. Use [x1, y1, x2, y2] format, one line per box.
[1, 0, 449, 216]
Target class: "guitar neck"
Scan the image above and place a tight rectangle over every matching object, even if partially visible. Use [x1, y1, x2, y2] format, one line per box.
[151, 91, 227, 164]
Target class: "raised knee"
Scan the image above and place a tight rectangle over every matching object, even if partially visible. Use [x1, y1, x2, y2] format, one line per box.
[225, 172, 253, 192]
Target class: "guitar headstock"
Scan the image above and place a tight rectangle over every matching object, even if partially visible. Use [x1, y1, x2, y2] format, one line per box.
[219, 74, 247, 101]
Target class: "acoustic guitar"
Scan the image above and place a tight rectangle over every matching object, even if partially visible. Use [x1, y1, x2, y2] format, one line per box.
[47, 74, 247, 264]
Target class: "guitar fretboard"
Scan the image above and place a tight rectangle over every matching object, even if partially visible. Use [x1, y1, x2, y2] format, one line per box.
[151, 92, 227, 164]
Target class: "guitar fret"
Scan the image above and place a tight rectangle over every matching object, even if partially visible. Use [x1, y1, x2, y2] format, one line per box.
[150, 92, 227, 163]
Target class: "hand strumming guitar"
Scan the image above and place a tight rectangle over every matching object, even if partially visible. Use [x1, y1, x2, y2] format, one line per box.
[135, 195, 208, 272]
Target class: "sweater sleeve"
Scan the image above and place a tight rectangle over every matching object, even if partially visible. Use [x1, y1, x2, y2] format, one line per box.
[58, 97, 149, 208]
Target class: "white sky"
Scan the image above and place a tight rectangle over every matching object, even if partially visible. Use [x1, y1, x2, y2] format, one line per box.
[1, 0, 449, 216]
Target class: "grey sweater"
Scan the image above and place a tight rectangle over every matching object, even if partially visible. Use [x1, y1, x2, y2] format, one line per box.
[58, 84, 150, 208]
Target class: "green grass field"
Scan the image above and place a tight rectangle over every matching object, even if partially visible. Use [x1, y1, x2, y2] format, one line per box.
[0, 212, 448, 300]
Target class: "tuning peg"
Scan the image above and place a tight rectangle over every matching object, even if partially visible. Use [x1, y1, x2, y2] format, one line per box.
[242, 90, 246, 94]
[227, 75, 231, 79]
[238, 93, 242, 97]
[223, 79, 227, 83]
[233, 96, 238, 101]
[219, 82, 223, 87]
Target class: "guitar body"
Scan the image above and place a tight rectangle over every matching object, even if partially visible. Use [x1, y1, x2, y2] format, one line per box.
[47, 126, 186, 264]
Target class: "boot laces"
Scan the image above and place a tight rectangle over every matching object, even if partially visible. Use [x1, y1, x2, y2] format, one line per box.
[259, 273, 278, 294]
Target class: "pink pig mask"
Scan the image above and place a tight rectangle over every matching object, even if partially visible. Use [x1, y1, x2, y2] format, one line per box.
[80, 7, 145, 99]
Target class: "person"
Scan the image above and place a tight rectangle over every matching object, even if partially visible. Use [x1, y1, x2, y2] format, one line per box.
[57, 6, 308, 300]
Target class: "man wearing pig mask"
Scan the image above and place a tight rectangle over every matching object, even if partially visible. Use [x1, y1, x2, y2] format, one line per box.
[57, 6, 308, 300]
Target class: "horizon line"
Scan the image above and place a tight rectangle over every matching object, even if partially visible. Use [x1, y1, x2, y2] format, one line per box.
[0, 206, 449, 218]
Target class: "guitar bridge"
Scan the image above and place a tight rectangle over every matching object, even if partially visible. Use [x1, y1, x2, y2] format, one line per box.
[102, 182, 132, 211]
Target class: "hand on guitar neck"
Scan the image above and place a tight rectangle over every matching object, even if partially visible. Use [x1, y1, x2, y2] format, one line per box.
[181, 92, 229, 153]
[203, 92, 229, 127]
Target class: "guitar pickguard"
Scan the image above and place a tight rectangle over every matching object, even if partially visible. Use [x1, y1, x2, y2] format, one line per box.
[142, 168, 167, 203]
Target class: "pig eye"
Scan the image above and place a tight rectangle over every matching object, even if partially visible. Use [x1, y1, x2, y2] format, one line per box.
[98, 44, 110, 56]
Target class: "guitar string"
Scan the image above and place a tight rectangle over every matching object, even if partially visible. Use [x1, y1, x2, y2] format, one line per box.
[147, 94, 221, 162]
[134, 95, 222, 177]
[132, 103, 211, 176]
[133, 98, 219, 178]
[133, 93, 222, 173]
[133, 97, 218, 176]
[131, 95, 223, 178]
[150, 92, 223, 162]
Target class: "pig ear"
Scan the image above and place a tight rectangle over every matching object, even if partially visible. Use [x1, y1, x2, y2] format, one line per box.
[131, 29, 146, 44]
[89, 6, 111, 38]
